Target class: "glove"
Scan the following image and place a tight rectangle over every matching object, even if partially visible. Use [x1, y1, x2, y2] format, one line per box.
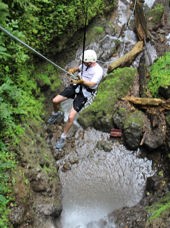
[67, 67, 78, 75]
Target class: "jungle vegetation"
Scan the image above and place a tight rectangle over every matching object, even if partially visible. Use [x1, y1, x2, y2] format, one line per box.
[0, 0, 169, 226]
[0, 0, 114, 226]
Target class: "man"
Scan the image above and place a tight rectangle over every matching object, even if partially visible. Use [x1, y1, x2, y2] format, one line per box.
[47, 49, 103, 149]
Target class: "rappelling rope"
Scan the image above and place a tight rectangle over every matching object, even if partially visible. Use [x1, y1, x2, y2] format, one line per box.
[0, 24, 76, 78]
[80, 0, 89, 76]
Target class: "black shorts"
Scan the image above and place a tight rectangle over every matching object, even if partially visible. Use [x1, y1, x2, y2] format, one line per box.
[60, 85, 87, 112]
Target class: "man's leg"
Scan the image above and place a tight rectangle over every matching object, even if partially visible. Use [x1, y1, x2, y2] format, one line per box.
[63, 107, 78, 135]
[55, 107, 77, 149]
[47, 95, 67, 124]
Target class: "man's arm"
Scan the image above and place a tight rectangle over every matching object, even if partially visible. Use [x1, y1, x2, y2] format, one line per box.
[81, 79, 96, 87]
[71, 77, 97, 87]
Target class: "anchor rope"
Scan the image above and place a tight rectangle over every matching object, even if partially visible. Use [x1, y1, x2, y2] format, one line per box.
[0, 24, 75, 77]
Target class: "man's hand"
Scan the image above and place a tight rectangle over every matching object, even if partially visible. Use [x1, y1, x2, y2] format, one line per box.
[71, 78, 84, 85]
[67, 67, 79, 75]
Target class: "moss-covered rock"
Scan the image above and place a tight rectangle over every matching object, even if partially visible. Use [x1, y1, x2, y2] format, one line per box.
[123, 110, 145, 150]
[113, 106, 128, 129]
[78, 67, 137, 131]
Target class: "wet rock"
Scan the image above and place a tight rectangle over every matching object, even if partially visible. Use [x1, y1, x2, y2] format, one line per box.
[112, 205, 147, 228]
[143, 111, 166, 150]
[69, 156, 79, 165]
[158, 85, 170, 99]
[123, 110, 145, 150]
[53, 149, 65, 160]
[99, 35, 118, 60]
[144, 128, 165, 150]
[36, 203, 62, 218]
[9, 205, 27, 226]
[61, 162, 71, 172]
[96, 140, 113, 152]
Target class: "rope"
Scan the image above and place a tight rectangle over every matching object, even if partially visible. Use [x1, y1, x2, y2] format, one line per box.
[81, 0, 89, 76]
[0, 24, 75, 77]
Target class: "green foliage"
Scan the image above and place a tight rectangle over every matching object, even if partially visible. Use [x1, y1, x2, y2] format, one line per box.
[148, 52, 170, 96]
[35, 63, 61, 92]
[3, 0, 114, 53]
[0, 141, 15, 228]
[146, 192, 170, 222]
[148, 3, 164, 25]
[0, 0, 9, 24]
[94, 26, 104, 34]
[0, 76, 44, 144]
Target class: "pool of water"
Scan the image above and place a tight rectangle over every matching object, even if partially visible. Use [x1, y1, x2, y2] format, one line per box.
[58, 128, 154, 228]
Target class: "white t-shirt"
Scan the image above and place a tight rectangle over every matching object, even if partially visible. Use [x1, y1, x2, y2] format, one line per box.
[78, 63, 103, 97]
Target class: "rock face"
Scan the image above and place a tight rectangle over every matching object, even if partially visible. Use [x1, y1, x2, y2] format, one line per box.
[78, 64, 169, 151]
[9, 122, 62, 228]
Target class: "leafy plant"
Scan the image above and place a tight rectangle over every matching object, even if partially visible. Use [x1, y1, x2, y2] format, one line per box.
[0, 1, 9, 24]
[0, 141, 15, 228]
[148, 52, 170, 96]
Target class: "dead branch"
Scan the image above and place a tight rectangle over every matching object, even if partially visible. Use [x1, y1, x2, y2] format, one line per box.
[122, 96, 170, 110]
[107, 41, 143, 73]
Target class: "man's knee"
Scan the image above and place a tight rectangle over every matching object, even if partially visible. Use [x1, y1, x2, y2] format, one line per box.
[68, 115, 74, 123]
[52, 95, 64, 103]
[68, 112, 76, 123]
[52, 96, 59, 103]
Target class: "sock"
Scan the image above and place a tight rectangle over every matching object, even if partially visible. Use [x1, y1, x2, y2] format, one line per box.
[61, 133, 67, 139]
[52, 111, 58, 115]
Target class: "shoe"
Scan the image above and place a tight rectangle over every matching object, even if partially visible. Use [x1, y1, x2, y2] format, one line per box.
[47, 111, 63, 124]
[55, 137, 66, 149]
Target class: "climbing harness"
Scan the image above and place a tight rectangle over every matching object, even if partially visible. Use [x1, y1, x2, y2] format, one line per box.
[0, 24, 76, 78]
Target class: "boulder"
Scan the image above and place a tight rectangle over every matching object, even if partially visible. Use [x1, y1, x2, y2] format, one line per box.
[78, 67, 137, 131]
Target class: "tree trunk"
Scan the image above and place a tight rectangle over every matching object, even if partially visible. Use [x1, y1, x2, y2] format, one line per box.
[133, 0, 148, 41]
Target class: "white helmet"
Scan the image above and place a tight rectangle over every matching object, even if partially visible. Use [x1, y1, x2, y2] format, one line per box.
[81, 49, 97, 63]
